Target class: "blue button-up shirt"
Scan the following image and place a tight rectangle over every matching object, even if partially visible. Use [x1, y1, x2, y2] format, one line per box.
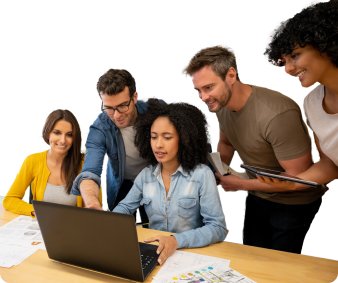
[113, 163, 227, 249]
[71, 100, 164, 210]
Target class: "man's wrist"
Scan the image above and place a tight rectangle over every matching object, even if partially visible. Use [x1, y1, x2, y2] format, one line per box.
[289, 182, 302, 191]
[237, 178, 250, 191]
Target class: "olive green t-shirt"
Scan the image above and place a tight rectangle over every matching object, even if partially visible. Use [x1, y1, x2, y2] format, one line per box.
[216, 85, 326, 205]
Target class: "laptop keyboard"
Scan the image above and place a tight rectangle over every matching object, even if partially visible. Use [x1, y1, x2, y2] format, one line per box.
[141, 254, 155, 270]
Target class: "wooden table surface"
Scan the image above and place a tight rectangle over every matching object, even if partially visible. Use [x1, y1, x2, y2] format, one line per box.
[0, 204, 337, 283]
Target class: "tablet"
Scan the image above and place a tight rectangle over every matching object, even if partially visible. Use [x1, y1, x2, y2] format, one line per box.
[240, 164, 318, 188]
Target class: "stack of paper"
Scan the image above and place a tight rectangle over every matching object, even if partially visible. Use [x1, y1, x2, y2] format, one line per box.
[207, 152, 249, 179]
[0, 215, 46, 268]
[152, 250, 256, 283]
[208, 152, 226, 175]
[0, 241, 38, 268]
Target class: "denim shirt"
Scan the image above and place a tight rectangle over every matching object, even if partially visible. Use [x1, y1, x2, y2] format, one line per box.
[113, 163, 228, 249]
[71, 100, 161, 210]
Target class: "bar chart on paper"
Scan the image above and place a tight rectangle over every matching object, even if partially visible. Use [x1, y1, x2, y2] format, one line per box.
[166, 263, 255, 283]
[152, 251, 255, 283]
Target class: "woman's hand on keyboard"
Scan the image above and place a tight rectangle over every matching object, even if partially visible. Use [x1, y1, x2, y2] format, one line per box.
[144, 235, 178, 265]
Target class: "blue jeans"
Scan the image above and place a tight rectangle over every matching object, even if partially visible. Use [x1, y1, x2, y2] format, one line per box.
[243, 193, 321, 254]
[111, 179, 149, 228]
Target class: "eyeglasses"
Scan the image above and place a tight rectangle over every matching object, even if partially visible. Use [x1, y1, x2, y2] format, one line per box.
[101, 97, 133, 116]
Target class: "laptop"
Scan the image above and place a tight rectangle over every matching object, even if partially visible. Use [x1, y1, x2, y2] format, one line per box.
[32, 201, 159, 282]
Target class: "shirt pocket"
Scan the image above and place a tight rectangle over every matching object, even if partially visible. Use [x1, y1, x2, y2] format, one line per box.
[178, 197, 197, 220]
[140, 198, 153, 218]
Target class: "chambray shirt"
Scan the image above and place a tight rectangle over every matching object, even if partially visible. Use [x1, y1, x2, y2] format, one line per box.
[113, 163, 227, 249]
[71, 100, 164, 210]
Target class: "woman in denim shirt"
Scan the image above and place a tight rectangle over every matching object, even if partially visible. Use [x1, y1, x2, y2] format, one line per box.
[113, 100, 227, 265]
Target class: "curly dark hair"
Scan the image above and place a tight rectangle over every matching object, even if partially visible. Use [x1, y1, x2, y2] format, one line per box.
[97, 69, 136, 97]
[134, 99, 209, 173]
[265, 1, 338, 67]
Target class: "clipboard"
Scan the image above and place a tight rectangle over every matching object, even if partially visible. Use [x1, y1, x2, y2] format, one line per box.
[240, 164, 318, 188]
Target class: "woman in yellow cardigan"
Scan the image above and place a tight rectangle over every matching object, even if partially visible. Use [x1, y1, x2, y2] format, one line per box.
[3, 109, 101, 217]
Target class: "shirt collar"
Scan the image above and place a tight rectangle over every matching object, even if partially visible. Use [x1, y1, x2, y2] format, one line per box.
[152, 163, 189, 178]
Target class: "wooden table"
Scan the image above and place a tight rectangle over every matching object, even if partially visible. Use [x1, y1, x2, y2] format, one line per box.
[0, 204, 337, 283]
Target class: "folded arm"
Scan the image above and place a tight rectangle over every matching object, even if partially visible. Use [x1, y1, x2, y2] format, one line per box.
[298, 133, 338, 183]
[258, 133, 338, 190]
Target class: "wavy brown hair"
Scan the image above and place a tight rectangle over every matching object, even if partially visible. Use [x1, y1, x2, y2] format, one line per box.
[42, 110, 82, 194]
[184, 46, 240, 81]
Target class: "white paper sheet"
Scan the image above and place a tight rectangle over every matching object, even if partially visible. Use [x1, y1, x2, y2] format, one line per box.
[207, 152, 249, 179]
[222, 162, 249, 179]
[0, 236, 45, 251]
[0, 215, 42, 240]
[208, 152, 225, 175]
[153, 260, 256, 283]
[0, 216, 46, 267]
[154, 250, 230, 279]
[0, 242, 37, 268]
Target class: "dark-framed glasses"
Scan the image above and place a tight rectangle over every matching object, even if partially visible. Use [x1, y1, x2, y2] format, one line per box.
[101, 97, 133, 116]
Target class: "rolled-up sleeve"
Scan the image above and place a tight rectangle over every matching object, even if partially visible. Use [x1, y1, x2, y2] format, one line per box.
[174, 168, 228, 249]
[71, 125, 107, 196]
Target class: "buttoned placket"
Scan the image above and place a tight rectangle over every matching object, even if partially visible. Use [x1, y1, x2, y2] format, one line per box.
[112, 126, 125, 208]
[164, 175, 169, 232]
[156, 171, 173, 231]
[157, 171, 179, 232]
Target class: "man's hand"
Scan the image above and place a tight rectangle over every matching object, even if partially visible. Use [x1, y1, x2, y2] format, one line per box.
[86, 204, 104, 210]
[256, 175, 297, 191]
[79, 180, 102, 210]
[215, 173, 243, 192]
[144, 235, 178, 265]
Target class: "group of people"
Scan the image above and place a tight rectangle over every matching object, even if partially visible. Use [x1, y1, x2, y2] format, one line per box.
[3, 1, 338, 265]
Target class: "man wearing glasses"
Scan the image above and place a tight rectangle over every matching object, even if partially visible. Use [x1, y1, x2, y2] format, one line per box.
[71, 69, 162, 226]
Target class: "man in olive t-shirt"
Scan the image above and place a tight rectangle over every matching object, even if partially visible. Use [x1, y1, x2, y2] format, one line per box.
[184, 46, 325, 254]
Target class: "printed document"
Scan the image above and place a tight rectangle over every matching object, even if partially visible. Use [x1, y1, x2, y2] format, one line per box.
[153, 260, 256, 283]
[0, 215, 46, 268]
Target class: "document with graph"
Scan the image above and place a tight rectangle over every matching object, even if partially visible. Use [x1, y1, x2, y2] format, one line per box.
[153, 259, 256, 283]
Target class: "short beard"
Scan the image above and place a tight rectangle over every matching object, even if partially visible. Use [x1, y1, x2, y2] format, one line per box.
[209, 83, 232, 113]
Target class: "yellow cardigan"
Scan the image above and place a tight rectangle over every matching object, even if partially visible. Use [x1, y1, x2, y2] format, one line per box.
[3, 150, 102, 216]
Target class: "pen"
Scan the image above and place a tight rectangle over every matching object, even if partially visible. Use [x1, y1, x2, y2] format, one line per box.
[224, 168, 231, 176]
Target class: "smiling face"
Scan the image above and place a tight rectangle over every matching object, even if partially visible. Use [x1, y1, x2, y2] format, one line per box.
[101, 86, 138, 128]
[150, 117, 179, 167]
[283, 45, 334, 88]
[49, 120, 73, 155]
[192, 65, 232, 112]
